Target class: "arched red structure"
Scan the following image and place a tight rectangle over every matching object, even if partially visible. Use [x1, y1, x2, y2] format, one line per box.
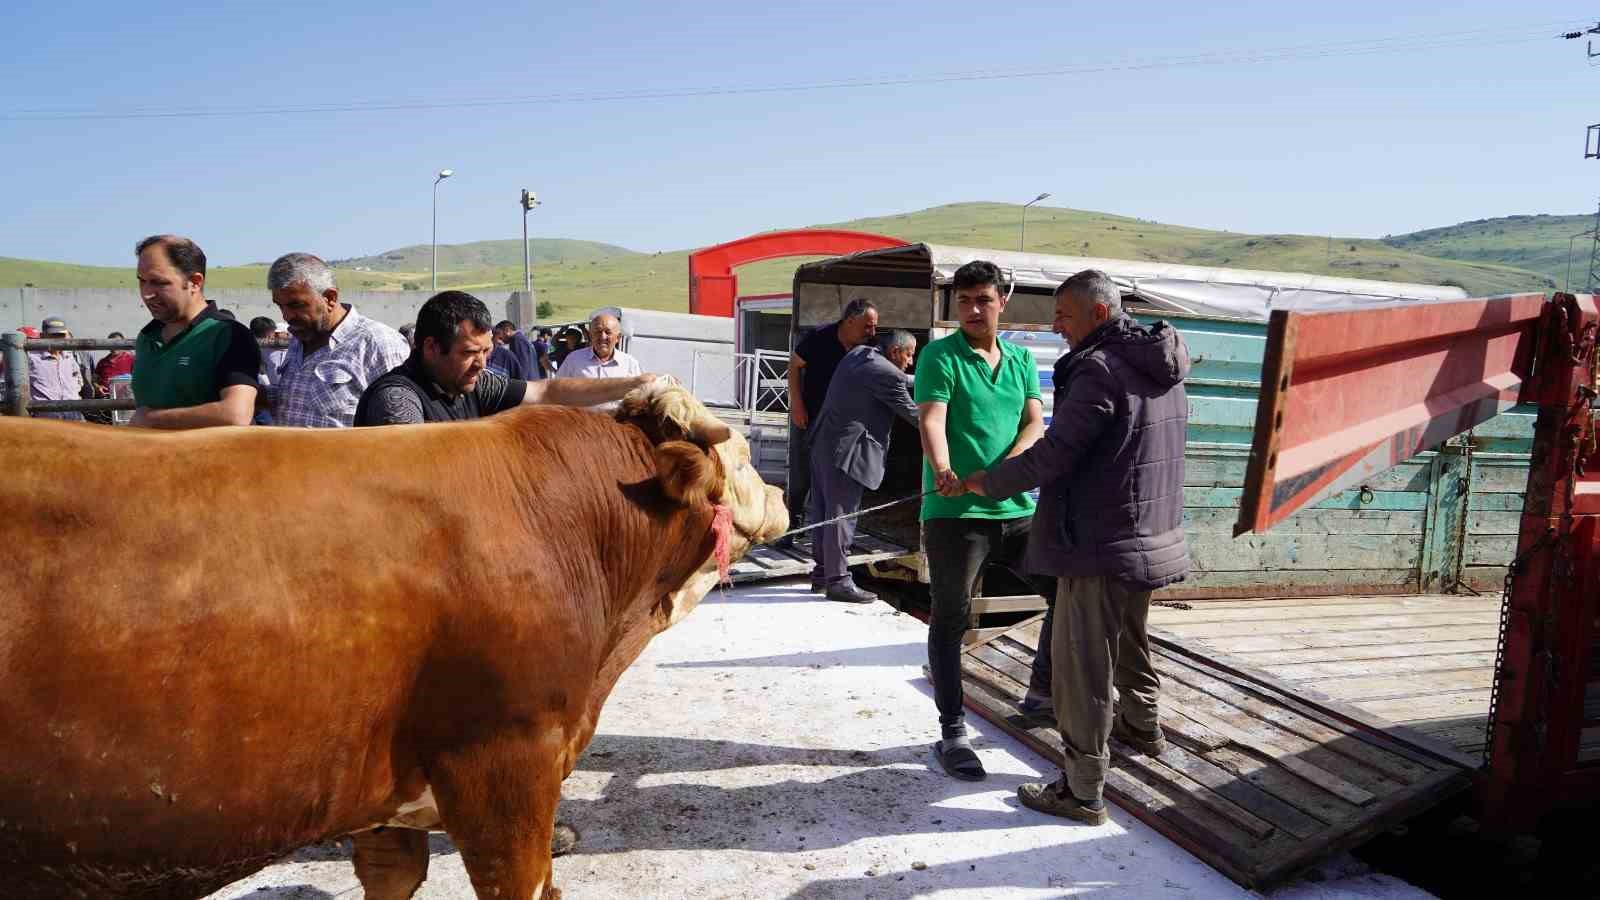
[688, 229, 907, 317]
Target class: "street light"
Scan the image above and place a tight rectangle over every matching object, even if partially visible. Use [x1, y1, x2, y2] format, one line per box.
[1020, 192, 1051, 252]
[520, 188, 541, 299]
[432, 168, 453, 291]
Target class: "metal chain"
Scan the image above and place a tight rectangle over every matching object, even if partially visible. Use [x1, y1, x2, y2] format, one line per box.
[1484, 310, 1598, 765]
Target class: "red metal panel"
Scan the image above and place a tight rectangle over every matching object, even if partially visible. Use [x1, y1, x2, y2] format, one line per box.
[687, 229, 906, 317]
[1235, 293, 1547, 536]
[1481, 293, 1600, 831]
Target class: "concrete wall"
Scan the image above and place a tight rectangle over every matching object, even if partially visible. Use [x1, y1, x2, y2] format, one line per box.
[0, 287, 529, 337]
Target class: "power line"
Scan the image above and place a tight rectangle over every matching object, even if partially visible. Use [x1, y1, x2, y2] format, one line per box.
[2, 20, 1589, 123]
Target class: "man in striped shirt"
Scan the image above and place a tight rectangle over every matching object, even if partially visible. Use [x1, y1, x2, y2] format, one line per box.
[267, 253, 410, 428]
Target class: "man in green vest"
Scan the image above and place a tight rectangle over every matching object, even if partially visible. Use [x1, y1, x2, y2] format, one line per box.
[130, 235, 260, 429]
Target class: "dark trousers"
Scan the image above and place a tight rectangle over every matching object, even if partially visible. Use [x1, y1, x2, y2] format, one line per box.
[924, 516, 1045, 737]
[786, 423, 812, 528]
[807, 456, 865, 587]
[1053, 575, 1159, 804]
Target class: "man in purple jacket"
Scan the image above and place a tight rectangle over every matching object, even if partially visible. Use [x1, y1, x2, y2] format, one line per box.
[964, 269, 1190, 825]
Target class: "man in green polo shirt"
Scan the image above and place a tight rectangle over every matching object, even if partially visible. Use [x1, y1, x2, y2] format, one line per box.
[916, 259, 1047, 782]
[130, 235, 260, 429]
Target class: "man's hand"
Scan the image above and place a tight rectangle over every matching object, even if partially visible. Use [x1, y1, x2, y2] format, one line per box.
[934, 467, 965, 497]
[963, 470, 990, 497]
[791, 403, 809, 430]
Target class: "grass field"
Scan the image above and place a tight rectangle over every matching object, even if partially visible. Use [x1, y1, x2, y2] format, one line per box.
[1, 203, 1563, 322]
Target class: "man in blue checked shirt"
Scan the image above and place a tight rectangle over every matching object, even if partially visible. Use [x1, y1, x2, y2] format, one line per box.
[266, 252, 411, 428]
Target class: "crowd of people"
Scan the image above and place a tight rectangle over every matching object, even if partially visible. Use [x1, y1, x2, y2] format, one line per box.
[787, 259, 1191, 825]
[13, 234, 658, 431]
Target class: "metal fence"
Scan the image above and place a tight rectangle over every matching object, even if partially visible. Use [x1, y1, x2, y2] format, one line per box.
[689, 348, 789, 425]
[0, 332, 288, 420]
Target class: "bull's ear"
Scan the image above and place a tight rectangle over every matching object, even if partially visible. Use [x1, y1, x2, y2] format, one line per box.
[654, 440, 725, 507]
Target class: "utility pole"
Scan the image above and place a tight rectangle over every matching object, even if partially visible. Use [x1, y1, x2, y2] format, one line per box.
[1565, 24, 1600, 290]
[520, 189, 540, 296]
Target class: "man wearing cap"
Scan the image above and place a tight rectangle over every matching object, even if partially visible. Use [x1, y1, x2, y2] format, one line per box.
[27, 316, 86, 421]
[267, 252, 410, 428]
[355, 291, 655, 427]
[130, 234, 260, 429]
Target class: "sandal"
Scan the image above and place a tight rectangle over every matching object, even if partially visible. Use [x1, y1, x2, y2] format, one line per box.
[933, 740, 987, 782]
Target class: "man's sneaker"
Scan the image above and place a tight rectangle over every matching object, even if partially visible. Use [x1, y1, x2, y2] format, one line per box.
[825, 582, 877, 604]
[1111, 716, 1168, 757]
[1017, 777, 1107, 825]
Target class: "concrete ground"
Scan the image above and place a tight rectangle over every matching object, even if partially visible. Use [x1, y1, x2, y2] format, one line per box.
[209, 580, 1435, 900]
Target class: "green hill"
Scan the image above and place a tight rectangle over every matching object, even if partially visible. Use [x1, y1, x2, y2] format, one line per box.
[1, 203, 1562, 322]
[1382, 213, 1596, 291]
[330, 238, 638, 273]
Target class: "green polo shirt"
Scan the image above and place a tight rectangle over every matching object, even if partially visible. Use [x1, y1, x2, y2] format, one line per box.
[914, 331, 1041, 521]
[132, 307, 261, 410]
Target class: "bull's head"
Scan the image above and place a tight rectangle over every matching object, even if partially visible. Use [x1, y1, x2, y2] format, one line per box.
[615, 380, 788, 619]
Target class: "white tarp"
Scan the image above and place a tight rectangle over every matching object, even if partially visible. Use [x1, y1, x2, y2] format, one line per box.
[912, 244, 1471, 322]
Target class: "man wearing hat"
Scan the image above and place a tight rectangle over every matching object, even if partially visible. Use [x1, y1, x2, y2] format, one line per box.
[27, 316, 86, 421]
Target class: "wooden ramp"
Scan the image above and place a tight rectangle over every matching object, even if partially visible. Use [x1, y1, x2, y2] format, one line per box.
[727, 532, 908, 584]
[960, 614, 1475, 889]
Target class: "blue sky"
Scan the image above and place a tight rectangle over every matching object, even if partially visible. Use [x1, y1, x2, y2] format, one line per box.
[2, 1, 1598, 266]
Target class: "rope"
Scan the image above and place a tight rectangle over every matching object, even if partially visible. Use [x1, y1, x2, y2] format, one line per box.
[760, 488, 937, 545]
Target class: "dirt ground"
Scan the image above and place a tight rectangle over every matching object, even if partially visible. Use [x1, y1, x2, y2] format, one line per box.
[209, 581, 1436, 899]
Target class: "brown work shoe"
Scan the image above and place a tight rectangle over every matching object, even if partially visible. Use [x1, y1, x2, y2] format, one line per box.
[1111, 716, 1168, 757]
[1017, 777, 1108, 825]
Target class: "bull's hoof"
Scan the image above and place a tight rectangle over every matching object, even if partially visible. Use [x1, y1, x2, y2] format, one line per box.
[552, 821, 580, 857]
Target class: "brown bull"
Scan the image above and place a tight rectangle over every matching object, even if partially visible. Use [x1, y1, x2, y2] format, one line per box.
[0, 382, 786, 899]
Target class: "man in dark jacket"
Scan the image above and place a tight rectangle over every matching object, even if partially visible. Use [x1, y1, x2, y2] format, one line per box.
[965, 268, 1190, 824]
[805, 329, 919, 602]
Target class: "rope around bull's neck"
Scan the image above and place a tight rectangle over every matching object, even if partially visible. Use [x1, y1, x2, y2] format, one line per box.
[760, 488, 938, 545]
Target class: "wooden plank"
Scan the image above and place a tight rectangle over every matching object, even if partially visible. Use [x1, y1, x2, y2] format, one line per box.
[1187, 533, 1423, 571]
[1184, 507, 1426, 535]
[1229, 640, 1497, 666]
[1291, 668, 1495, 703]
[1160, 698, 1378, 806]
[1466, 510, 1521, 535]
[970, 643, 1034, 688]
[1150, 599, 1494, 624]
[1186, 485, 1430, 511]
[1184, 456, 1430, 492]
[970, 595, 1049, 615]
[1160, 612, 1500, 640]
[1148, 593, 1486, 612]
[1159, 570, 1420, 599]
[1135, 744, 1330, 840]
[1197, 625, 1497, 654]
[1152, 592, 1472, 611]
[1360, 690, 1492, 725]
[1202, 744, 1363, 827]
[1463, 534, 1515, 566]
[1155, 656, 1431, 786]
[1265, 653, 1496, 683]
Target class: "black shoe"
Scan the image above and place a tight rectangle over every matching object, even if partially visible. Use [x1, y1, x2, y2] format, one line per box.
[1017, 778, 1107, 824]
[825, 582, 877, 604]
